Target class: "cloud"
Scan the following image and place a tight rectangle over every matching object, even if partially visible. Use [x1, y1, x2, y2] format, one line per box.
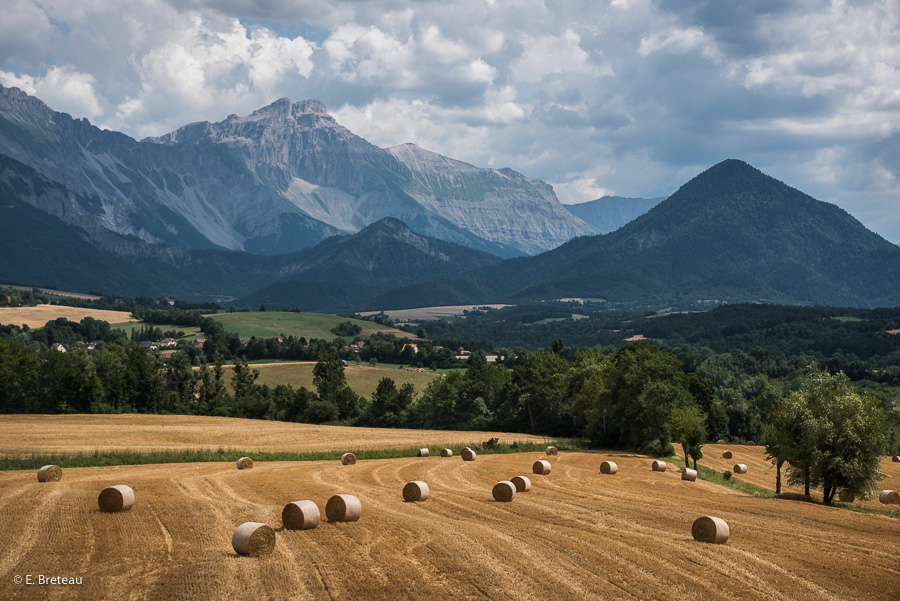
[0, 66, 103, 119]
[0, 0, 898, 242]
[638, 26, 723, 63]
[111, 15, 316, 137]
[513, 29, 603, 83]
[0, 0, 54, 67]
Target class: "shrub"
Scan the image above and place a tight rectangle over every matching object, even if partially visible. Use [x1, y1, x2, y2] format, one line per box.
[723, 470, 732, 481]
[330, 321, 363, 337]
[482, 437, 499, 450]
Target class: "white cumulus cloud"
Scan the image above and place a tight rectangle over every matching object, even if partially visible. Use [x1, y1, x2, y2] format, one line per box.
[0, 0, 897, 241]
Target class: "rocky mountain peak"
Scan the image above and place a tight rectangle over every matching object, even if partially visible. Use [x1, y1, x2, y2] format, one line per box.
[294, 99, 328, 115]
[0, 86, 598, 259]
[243, 97, 330, 121]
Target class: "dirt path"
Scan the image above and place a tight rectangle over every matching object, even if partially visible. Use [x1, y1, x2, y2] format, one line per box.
[1, 451, 897, 600]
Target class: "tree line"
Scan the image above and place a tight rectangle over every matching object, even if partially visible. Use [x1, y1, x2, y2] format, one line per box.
[1, 312, 895, 504]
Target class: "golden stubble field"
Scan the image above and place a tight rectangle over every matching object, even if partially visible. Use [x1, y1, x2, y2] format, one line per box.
[1, 450, 899, 601]
[0, 305, 138, 329]
[697, 443, 900, 513]
[0, 414, 546, 455]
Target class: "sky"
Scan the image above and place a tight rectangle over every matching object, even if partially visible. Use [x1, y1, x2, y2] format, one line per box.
[1, 0, 898, 242]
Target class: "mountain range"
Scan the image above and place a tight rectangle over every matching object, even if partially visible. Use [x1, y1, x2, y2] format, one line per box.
[2, 85, 900, 313]
[0, 151, 498, 308]
[0, 86, 594, 258]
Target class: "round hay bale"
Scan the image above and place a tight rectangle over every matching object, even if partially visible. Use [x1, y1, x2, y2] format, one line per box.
[326, 494, 362, 522]
[692, 516, 729, 544]
[402, 481, 430, 502]
[651, 460, 667, 472]
[721, 450, 733, 459]
[461, 448, 477, 461]
[98, 485, 134, 513]
[418, 448, 430, 457]
[682, 468, 697, 482]
[282, 500, 320, 530]
[733, 464, 748, 474]
[232, 522, 275, 556]
[341, 453, 357, 466]
[492, 481, 516, 502]
[533, 459, 551, 475]
[546, 446, 558, 455]
[892, 456, 900, 463]
[716, 439, 725, 444]
[879, 490, 900, 505]
[511, 475, 532, 492]
[838, 489, 855, 503]
[37, 465, 62, 482]
[440, 448, 453, 457]
[236, 457, 253, 470]
[746, 441, 755, 446]
[600, 461, 618, 475]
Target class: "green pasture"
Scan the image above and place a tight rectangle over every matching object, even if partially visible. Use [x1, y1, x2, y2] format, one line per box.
[206, 311, 393, 340]
[109, 321, 203, 339]
[233, 362, 441, 399]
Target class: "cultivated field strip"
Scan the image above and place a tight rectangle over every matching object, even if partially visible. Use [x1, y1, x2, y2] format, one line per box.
[0, 305, 139, 329]
[1, 452, 898, 600]
[0, 414, 546, 455]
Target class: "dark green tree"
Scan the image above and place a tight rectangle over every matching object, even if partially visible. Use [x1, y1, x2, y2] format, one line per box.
[197, 353, 230, 415]
[162, 351, 197, 413]
[774, 370, 890, 504]
[358, 377, 415, 428]
[669, 405, 707, 469]
[312, 352, 359, 420]
[231, 356, 264, 418]
[584, 342, 692, 455]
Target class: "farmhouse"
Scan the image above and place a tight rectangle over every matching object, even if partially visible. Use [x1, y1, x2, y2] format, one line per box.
[50, 342, 66, 352]
[159, 338, 177, 347]
[193, 337, 207, 348]
[139, 341, 158, 351]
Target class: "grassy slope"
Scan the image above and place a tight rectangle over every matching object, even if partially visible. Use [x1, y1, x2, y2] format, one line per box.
[236, 362, 441, 399]
[206, 311, 394, 340]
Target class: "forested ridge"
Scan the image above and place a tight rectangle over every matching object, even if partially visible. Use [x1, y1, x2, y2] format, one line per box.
[418, 303, 900, 366]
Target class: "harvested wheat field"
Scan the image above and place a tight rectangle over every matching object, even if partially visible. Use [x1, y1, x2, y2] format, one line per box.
[701, 443, 900, 511]
[0, 305, 138, 329]
[0, 450, 898, 601]
[0, 414, 546, 456]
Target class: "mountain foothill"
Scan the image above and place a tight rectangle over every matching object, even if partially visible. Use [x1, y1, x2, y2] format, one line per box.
[1, 84, 898, 312]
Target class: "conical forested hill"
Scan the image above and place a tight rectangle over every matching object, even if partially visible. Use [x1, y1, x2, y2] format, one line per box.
[372, 160, 900, 309]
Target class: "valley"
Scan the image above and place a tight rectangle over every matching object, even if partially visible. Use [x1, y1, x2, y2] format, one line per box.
[1, 6, 898, 601]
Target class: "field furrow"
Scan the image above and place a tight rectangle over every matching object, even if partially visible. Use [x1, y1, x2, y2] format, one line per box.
[2, 450, 897, 601]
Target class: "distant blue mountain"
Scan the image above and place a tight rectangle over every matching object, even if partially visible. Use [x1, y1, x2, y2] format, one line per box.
[563, 196, 664, 233]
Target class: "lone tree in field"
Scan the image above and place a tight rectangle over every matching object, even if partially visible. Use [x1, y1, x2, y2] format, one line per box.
[669, 405, 707, 469]
[769, 370, 889, 504]
[313, 352, 360, 420]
